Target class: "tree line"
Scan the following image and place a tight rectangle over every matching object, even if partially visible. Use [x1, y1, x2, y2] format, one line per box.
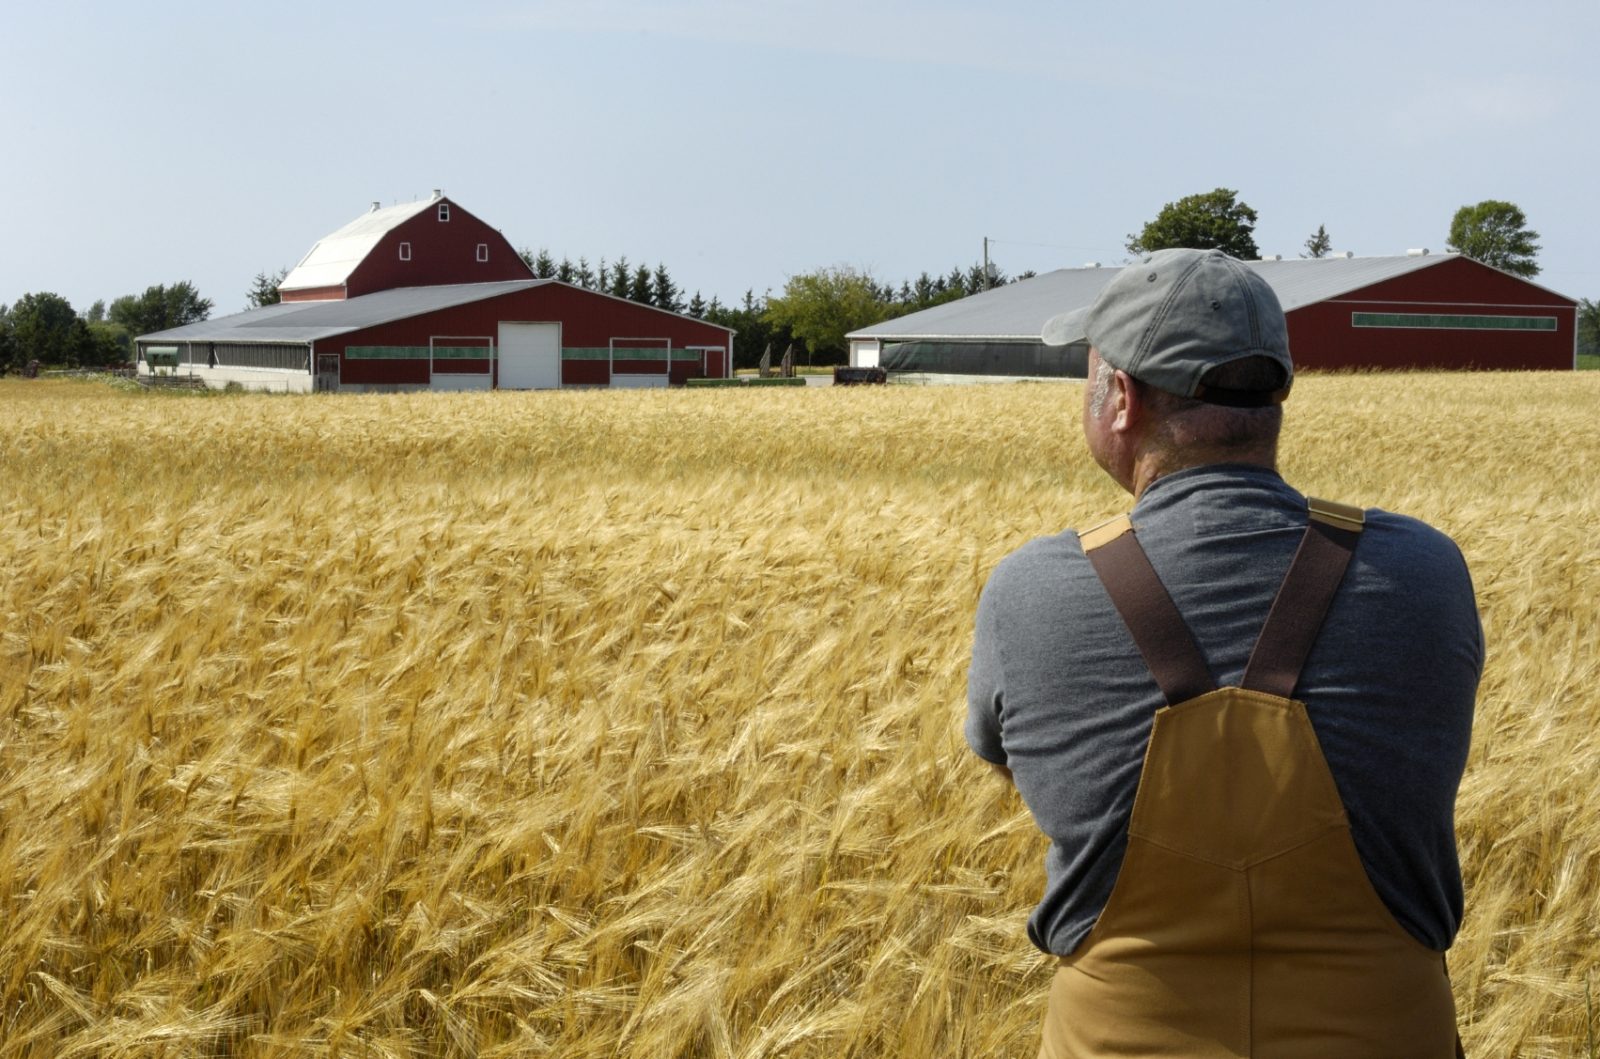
[5, 194, 1594, 374]
[0, 283, 213, 374]
[513, 248, 1032, 367]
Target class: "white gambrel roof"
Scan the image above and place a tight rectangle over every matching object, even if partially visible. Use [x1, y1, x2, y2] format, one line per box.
[279, 196, 442, 293]
[848, 252, 1572, 342]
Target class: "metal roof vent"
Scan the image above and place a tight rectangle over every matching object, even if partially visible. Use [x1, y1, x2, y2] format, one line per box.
[1406, 248, 1430, 256]
[1259, 254, 1282, 261]
[1335, 251, 1354, 259]
[1083, 261, 1102, 268]
[432, 188, 443, 199]
[370, 201, 380, 212]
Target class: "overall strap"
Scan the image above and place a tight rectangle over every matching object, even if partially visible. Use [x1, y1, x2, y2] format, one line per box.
[1241, 497, 1365, 698]
[1079, 514, 1217, 705]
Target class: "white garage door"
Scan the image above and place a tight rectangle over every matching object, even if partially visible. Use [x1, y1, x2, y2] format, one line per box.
[498, 322, 561, 389]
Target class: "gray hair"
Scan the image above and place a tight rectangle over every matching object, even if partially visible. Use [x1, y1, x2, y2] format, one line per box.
[1088, 357, 1115, 419]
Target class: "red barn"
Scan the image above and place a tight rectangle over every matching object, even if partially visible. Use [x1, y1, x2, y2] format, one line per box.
[135, 195, 733, 392]
[847, 252, 1578, 378]
[280, 192, 535, 302]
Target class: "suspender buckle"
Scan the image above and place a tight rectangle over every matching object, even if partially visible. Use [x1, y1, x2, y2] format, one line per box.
[1079, 514, 1134, 552]
[1308, 497, 1365, 531]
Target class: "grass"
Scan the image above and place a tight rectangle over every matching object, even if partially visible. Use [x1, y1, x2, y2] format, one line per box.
[2, 373, 1598, 1057]
[1577, 353, 1600, 371]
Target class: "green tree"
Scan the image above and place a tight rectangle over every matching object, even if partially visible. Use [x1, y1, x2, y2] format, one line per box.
[84, 322, 132, 367]
[1127, 187, 1260, 260]
[651, 263, 681, 312]
[704, 289, 795, 370]
[763, 266, 898, 364]
[628, 265, 652, 305]
[247, 268, 287, 308]
[109, 282, 213, 335]
[8, 291, 81, 368]
[532, 249, 557, 279]
[1302, 225, 1332, 259]
[0, 305, 15, 374]
[1447, 200, 1541, 277]
[575, 257, 595, 290]
[608, 256, 631, 299]
[686, 291, 707, 318]
[1577, 298, 1600, 357]
[84, 299, 107, 323]
[556, 257, 577, 284]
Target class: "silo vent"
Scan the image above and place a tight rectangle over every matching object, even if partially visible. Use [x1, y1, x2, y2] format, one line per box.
[370, 201, 380, 212]
[432, 188, 443, 199]
[1406, 248, 1430, 256]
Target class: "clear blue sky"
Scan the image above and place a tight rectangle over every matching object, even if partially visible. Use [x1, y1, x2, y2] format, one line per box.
[3, 0, 1595, 315]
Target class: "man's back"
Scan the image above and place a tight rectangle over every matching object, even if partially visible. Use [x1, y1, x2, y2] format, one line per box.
[966, 463, 1482, 957]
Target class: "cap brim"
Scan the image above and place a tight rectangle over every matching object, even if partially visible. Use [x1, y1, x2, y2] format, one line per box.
[1041, 307, 1089, 347]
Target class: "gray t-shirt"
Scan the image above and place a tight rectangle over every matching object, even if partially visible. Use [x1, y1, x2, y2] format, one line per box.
[966, 464, 1482, 956]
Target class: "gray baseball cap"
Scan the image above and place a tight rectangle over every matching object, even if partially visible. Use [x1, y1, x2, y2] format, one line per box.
[1042, 248, 1292, 403]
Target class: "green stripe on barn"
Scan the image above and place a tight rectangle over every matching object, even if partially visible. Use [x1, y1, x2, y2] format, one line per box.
[345, 346, 708, 361]
[1351, 313, 1557, 331]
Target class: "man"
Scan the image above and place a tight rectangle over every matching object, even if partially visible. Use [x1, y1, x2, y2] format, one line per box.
[966, 248, 1481, 1057]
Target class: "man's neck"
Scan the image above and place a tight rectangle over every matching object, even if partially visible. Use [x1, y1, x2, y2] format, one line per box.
[1129, 448, 1279, 499]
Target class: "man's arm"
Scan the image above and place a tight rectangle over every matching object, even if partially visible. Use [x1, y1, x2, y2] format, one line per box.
[966, 575, 1012, 778]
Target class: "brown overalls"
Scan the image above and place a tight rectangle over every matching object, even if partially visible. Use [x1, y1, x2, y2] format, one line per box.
[1039, 499, 1460, 1059]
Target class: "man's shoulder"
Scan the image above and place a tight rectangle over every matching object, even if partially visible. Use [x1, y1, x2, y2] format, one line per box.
[983, 527, 1101, 610]
[1358, 507, 1470, 568]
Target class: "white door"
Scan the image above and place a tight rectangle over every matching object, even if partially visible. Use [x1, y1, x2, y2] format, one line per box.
[498, 323, 561, 389]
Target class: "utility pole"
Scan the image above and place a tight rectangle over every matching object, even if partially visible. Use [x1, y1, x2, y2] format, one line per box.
[983, 236, 991, 291]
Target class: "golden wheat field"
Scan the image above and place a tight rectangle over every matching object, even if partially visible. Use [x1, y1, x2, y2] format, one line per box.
[1, 373, 1597, 1058]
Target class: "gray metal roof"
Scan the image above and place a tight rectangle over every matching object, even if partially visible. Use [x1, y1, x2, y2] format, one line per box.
[138, 281, 549, 344]
[849, 254, 1466, 342]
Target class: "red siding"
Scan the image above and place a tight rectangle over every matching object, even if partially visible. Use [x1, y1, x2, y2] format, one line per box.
[282, 284, 345, 303]
[1287, 256, 1575, 372]
[319, 282, 734, 388]
[345, 199, 535, 298]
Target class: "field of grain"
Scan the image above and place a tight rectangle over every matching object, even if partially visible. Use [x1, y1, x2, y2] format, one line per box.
[1, 374, 1596, 1057]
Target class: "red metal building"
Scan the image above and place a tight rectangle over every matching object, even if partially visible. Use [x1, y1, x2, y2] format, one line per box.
[847, 253, 1579, 377]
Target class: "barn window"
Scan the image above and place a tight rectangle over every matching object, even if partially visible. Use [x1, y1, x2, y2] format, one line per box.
[399, 242, 412, 261]
[438, 203, 451, 222]
[1352, 312, 1557, 331]
[476, 243, 489, 262]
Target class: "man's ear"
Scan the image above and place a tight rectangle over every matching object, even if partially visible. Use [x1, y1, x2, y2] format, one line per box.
[1110, 370, 1142, 433]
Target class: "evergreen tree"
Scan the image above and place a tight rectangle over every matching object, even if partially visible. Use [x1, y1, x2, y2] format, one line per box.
[556, 257, 577, 284]
[609, 256, 632, 299]
[651, 263, 681, 312]
[687, 291, 707, 318]
[1302, 224, 1332, 259]
[532, 249, 557, 278]
[247, 268, 287, 308]
[596, 259, 610, 292]
[628, 265, 653, 305]
[576, 257, 595, 289]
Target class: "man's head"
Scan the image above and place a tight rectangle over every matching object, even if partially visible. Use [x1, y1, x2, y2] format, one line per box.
[1043, 249, 1292, 495]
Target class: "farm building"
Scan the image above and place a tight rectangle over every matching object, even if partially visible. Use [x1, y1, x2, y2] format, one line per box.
[135, 194, 734, 392]
[847, 252, 1578, 380]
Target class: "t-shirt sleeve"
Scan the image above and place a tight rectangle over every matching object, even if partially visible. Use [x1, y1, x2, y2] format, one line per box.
[966, 576, 1008, 764]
